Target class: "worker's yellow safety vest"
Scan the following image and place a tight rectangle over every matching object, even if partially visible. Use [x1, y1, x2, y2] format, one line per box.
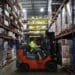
[29, 41, 37, 48]
[29, 41, 37, 52]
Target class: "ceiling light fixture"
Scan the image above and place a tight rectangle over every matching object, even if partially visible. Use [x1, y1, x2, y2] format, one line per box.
[23, 9, 27, 12]
[40, 8, 44, 12]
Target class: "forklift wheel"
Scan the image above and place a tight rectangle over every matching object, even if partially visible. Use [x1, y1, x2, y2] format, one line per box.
[19, 63, 29, 72]
[46, 61, 57, 72]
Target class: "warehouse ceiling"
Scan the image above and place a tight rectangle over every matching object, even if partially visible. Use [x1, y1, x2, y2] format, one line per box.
[20, 0, 68, 36]
[20, 0, 48, 18]
[20, 0, 65, 18]
[51, 0, 64, 18]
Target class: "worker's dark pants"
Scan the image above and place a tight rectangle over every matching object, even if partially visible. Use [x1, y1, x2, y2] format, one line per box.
[30, 48, 42, 59]
[32, 48, 46, 60]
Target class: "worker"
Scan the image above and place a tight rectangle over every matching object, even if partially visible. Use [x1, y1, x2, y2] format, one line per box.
[29, 40, 38, 53]
[29, 38, 44, 60]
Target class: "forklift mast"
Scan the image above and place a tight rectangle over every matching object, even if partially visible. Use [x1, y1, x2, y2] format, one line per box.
[45, 31, 56, 55]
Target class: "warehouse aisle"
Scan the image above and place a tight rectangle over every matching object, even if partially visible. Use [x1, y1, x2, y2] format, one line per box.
[2, 61, 68, 75]
[0, 0, 75, 75]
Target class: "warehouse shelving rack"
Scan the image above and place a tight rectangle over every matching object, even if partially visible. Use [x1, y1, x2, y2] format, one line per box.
[0, 0, 23, 40]
[0, 0, 24, 68]
[48, 0, 68, 29]
[49, 0, 75, 71]
[49, 0, 75, 40]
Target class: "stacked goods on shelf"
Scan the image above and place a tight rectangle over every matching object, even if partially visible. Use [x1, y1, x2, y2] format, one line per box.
[3, 40, 15, 65]
[7, 40, 16, 63]
[56, 13, 62, 35]
[48, 0, 75, 70]
[6, 47, 12, 63]
[3, 3, 10, 27]
[62, 6, 68, 31]
[3, 41, 8, 66]
[0, 38, 4, 68]
[0, 2, 3, 25]
[11, 45, 16, 60]
[49, 0, 74, 36]
[73, 0, 75, 25]
[71, 37, 75, 69]
[0, 28, 6, 35]
[72, 0, 75, 67]
[0, 1, 4, 68]
[8, 31, 16, 39]
[0, 40, 14, 66]
[59, 39, 71, 66]
[61, 0, 74, 31]
[66, 1, 72, 29]
[0, 0, 24, 68]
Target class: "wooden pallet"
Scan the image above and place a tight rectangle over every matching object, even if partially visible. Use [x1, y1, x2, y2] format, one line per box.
[63, 65, 75, 75]
[1, 59, 15, 69]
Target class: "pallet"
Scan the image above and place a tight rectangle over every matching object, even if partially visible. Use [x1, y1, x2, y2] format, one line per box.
[1, 59, 15, 69]
[63, 65, 75, 75]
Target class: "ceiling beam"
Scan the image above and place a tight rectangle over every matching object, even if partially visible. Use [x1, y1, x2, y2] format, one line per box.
[22, 5, 47, 8]
[21, 1, 47, 4]
[51, 3, 62, 5]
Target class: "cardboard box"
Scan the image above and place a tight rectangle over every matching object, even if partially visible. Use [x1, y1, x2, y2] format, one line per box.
[62, 7, 69, 31]
[66, 2, 72, 28]
[59, 39, 71, 65]
[4, 10, 9, 17]
[57, 13, 62, 34]
[11, 46, 16, 60]
[0, 7, 2, 15]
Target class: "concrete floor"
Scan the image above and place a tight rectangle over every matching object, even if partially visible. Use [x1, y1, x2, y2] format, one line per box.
[1, 61, 69, 75]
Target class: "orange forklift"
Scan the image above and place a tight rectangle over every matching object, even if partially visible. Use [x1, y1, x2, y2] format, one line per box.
[16, 32, 57, 71]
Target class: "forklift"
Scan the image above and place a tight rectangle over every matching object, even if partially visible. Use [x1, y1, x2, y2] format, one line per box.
[16, 31, 57, 71]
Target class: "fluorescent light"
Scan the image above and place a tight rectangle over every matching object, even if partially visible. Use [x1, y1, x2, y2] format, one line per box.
[40, 8, 44, 12]
[23, 9, 26, 12]
[32, 16, 35, 19]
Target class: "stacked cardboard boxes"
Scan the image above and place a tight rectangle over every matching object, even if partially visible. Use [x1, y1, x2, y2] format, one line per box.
[61, 6, 68, 31]
[71, 37, 75, 69]
[66, 1, 72, 29]
[49, 0, 75, 68]
[59, 39, 71, 66]
[0, 38, 4, 68]
[56, 13, 62, 35]
[0, 0, 24, 68]
[11, 45, 16, 60]
[49, 0, 73, 34]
